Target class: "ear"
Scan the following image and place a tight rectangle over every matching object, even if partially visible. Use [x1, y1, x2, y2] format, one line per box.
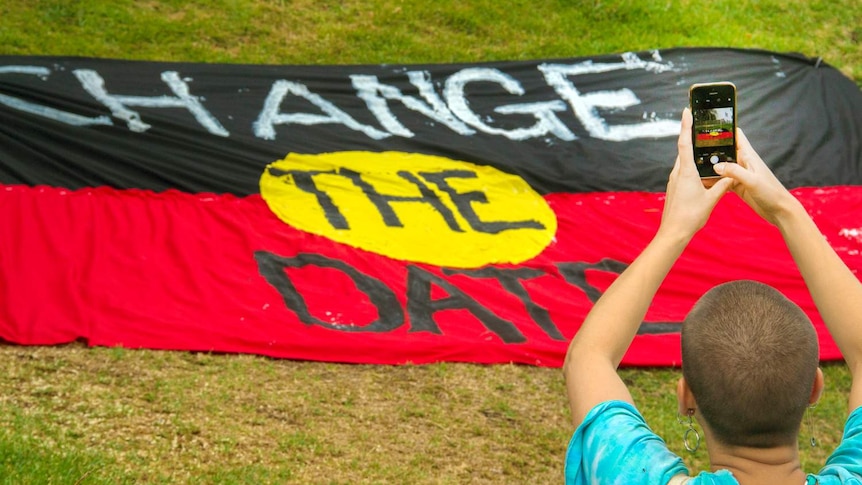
[809, 367, 825, 406]
[677, 377, 697, 415]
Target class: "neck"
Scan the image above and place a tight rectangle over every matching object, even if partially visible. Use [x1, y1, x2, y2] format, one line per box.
[705, 438, 808, 485]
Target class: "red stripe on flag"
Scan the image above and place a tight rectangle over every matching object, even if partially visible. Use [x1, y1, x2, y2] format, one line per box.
[0, 184, 857, 366]
[696, 131, 733, 140]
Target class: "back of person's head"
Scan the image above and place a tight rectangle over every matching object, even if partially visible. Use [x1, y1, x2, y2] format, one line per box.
[681, 280, 819, 448]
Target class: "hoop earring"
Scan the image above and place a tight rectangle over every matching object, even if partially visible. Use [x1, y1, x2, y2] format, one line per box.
[806, 404, 818, 448]
[677, 408, 701, 453]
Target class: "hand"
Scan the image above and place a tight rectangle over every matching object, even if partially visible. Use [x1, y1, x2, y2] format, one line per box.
[658, 109, 733, 240]
[713, 127, 801, 226]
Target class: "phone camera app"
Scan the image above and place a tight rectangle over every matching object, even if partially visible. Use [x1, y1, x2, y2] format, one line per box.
[690, 82, 736, 178]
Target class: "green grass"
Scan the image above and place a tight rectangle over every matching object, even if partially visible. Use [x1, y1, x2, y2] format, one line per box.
[0, 430, 123, 485]
[1, 0, 860, 82]
[0, 345, 853, 483]
[1, 1, 860, 482]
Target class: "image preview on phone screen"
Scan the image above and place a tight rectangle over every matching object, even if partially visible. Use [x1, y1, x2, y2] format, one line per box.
[691, 88, 736, 178]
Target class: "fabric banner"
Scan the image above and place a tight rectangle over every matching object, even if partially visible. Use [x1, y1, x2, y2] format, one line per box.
[1, 48, 860, 366]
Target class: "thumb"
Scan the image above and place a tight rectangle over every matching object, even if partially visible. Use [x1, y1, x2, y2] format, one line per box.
[705, 176, 733, 205]
[714, 162, 751, 185]
[710, 176, 735, 195]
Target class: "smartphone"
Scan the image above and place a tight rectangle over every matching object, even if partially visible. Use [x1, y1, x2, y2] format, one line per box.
[689, 82, 737, 183]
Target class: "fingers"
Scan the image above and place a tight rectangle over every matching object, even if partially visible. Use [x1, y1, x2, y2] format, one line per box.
[736, 128, 751, 169]
[669, 154, 682, 179]
[707, 176, 735, 200]
[677, 108, 695, 173]
[713, 161, 752, 185]
[736, 127, 765, 171]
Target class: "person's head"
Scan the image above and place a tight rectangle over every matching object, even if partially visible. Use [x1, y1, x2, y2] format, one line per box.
[679, 280, 822, 449]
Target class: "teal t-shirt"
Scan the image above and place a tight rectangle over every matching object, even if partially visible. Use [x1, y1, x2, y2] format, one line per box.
[565, 400, 862, 484]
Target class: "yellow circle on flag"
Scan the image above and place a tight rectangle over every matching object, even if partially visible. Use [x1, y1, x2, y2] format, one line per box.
[260, 151, 557, 268]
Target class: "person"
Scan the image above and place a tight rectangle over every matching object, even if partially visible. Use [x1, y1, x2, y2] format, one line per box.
[563, 108, 862, 484]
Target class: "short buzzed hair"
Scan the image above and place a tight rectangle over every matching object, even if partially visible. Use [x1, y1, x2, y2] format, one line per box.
[681, 280, 819, 448]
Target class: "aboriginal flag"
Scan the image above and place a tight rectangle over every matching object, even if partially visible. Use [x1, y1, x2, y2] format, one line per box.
[1, 48, 860, 366]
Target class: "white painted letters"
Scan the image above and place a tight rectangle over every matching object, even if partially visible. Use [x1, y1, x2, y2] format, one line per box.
[1, 52, 679, 143]
[539, 53, 678, 141]
[351, 71, 475, 137]
[444, 67, 576, 141]
[0, 66, 112, 127]
[73, 70, 229, 136]
[253, 80, 390, 140]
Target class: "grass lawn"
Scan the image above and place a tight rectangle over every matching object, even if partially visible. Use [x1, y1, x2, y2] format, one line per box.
[0, 345, 853, 483]
[1, 1, 860, 483]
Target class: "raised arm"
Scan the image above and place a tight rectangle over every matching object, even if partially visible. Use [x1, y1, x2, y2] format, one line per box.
[715, 130, 862, 411]
[563, 109, 732, 427]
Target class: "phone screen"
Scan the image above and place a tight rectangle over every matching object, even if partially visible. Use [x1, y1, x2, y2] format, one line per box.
[690, 83, 736, 178]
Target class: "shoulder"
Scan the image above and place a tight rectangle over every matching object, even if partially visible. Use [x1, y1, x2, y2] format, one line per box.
[580, 399, 642, 424]
[847, 405, 862, 426]
[568, 400, 649, 449]
[840, 405, 862, 441]
[565, 401, 689, 485]
[835, 405, 862, 446]
[811, 406, 862, 482]
[576, 399, 646, 432]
